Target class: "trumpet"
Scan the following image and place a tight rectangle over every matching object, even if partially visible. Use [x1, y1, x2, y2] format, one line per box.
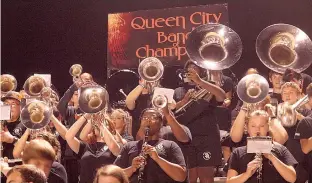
[69, 64, 83, 81]
[152, 95, 167, 109]
[277, 95, 309, 127]
[0, 74, 17, 95]
[175, 87, 212, 114]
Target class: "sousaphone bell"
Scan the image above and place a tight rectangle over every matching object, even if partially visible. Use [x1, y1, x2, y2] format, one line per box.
[256, 23, 312, 74]
[186, 23, 242, 70]
[237, 74, 269, 104]
[1, 74, 17, 95]
[23, 76, 47, 97]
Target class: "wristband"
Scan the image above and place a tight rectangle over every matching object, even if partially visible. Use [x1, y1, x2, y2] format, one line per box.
[82, 115, 88, 121]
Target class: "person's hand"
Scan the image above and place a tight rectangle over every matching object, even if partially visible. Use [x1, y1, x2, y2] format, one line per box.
[187, 68, 202, 84]
[265, 104, 276, 117]
[143, 144, 159, 161]
[222, 99, 231, 108]
[296, 111, 304, 121]
[0, 157, 9, 172]
[263, 153, 274, 161]
[131, 156, 145, 172]
[245, 158, 261, 177]
[182, 89, 195, 103]
[75, 79, 84, 88]
[0, 128, 14, 143]
[139, 79, 147, 88]
[83, 113, 92, 121]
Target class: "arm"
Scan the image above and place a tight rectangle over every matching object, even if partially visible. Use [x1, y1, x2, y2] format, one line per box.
[57, 83, 77, 117]
[266, 154, 296, 183]
[12, 129, 30, 158]
[230, 107, 247, 143]
[79, 120, 92, 142]
[65, 114, 89, 154]
[125, 85, 144, 110]
[269, 118, 288, 144]
[154, 156, 186, 182]
[197, 79, 226, 102]
[50, 114, 68, 140]
[226, 169, 251, 183]
[100, 124, 121, 156]
[300, 138, 312, 154]
[163, 108, 190, 143]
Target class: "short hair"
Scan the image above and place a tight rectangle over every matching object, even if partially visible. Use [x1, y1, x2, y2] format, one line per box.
[248, 110, 270, 124]
[93, 164, 129, 183]
[307, 83, 312, 97]
[140, 108, 163, 123]
[281, 82, 301, 95]
[22, 139, 56, 163]
[31, 131, 61, 161]
[282, 68, 302, 82]
[7, 164, 47, 183]
[268, 69, 282, 79]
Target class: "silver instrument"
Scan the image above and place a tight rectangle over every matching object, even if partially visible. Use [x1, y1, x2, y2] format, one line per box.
[237, 74, 269, 104]
[20, 100, 52, 130]
[277, 95, 309, 127]
[78, 81, 108, 114]
[0, 74, 17, 96]
[256, 23, 312, 74]
[255, 153, 263, 183]
[23, 75, 47, 97]
[69, 64, 83, 82]
[152, 95, 167, 109]
[186, 23, 242, 70]
[138, 57, 164, 93]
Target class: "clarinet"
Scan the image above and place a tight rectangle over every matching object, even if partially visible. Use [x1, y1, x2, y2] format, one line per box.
[255, 153, 263, 183]
[138, 127, 150, 183]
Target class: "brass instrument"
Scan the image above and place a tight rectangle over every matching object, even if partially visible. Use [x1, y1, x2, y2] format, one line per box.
[69, 64, 83, 81]
[23, 76, 47, 97]
[20, 100, 52, 130]
[138, 127, 150, 183]
[256, 23, 312, 74]
[186, 23, 242, 70]
[237, 74, 269, 104]
[0, 74, 17, 96]
[138, 57, 164, 93]
[152, 95, 167, 109]
[78, 82, 108, 114]
[277, 95, 309, 127]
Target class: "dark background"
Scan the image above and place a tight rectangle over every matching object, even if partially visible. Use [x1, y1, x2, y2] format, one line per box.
[2, 0, 312, 95]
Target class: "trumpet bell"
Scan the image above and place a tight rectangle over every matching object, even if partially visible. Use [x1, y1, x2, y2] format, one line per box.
[237, 74, 269, 104]
[20, 100, 52, 129]
[69, 64, 83, 77]
[186, 23, 242, 70]
[1, 74, 17, 94]
[23, 76, 47, 96]
[256, 23, 312, 73]
[78, 83, 107, 113]
[152, 95, 167, 108]
[138, 57, 164, 82]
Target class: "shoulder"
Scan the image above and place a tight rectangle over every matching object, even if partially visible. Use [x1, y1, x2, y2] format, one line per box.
[232, 146, 247, 157]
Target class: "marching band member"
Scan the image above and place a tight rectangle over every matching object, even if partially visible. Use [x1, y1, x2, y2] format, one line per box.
[114, 108, 187, 183]
[268, 70, 283, 103]
[174, 60, 225, 183]
[227, 110, 297, 183]
[65, 112, 121, 183]
[93, 164, 129, 183]
[282, 68, 312, 95]
[6, 164, 47, 183]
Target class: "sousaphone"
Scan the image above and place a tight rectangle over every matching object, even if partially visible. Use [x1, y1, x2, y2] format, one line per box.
[186, 23, 243, 70]
[256, 23, 312, 74]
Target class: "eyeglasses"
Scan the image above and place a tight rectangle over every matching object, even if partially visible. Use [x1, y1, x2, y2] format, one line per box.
[142, 116, 159, 122]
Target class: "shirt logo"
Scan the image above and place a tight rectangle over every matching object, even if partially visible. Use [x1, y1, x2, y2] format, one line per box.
[203, 152, 211, 160]
[14, 127, 22, 136]
[156, 143, 165, 154]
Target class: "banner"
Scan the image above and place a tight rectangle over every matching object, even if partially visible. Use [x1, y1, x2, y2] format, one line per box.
[107, 4, 229, 70]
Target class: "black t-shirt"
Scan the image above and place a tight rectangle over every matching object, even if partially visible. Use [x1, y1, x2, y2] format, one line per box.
[76, 141, 116, 183]
[228, 143, 298, 183]
[302, 73, 312, 94]
[174, 86, 220, 137]
[114, 139, 186, 183]
[129, 94, 152, 137]
[284, 109, 312, 162]
[2, 120, 26, 159]
[48, 162, 68, 183]
[269, 92, 283, 104]
[294, 117, 312, 182]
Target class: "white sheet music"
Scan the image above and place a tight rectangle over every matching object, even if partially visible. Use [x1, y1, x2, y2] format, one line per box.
[0, 105, 11, 120]
[153, 87, 174, 104]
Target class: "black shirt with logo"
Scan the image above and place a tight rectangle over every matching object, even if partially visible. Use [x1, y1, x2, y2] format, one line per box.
[114, 139, 186, 183]
[295, 116, 312, 183]
[76, 141, 116, 183]
[228, 143, 298, 183]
